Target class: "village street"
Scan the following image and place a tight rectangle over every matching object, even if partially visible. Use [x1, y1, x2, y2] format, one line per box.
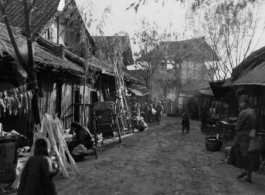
[54, 116, 265, 195]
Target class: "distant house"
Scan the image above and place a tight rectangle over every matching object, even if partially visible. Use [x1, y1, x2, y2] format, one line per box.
[135, 37, 218, 114]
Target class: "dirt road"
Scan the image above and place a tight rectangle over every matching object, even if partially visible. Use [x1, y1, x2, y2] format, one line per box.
[54, 116, 265, 195]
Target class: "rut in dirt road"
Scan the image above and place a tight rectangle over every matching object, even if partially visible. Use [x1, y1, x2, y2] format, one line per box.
[54, 116, 265, 195]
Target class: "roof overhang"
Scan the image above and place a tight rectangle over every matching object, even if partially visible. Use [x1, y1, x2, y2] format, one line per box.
[127, 84, 148, 96]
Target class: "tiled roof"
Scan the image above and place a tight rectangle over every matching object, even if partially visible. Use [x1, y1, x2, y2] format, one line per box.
[0, 0, 61, 37]
[138, 37, 219, 62]
[0, 23, 84, 76]
[180, 80, 210, 92]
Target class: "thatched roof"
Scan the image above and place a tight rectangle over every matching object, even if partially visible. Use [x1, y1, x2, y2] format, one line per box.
[232, 46, 265, 82]
[180, 80, 210, 92]
[37, 37, 141, 84]
[0, 23, 84, 76]
[0, 0, 61, 37]
[138, 37, 219, 63]
[92, 36, 134, 66]
[232, 62, 265, 86]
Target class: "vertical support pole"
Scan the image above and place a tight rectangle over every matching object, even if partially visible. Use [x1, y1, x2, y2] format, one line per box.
[217, 96, 224, 133]
[57, 16, 60, 44]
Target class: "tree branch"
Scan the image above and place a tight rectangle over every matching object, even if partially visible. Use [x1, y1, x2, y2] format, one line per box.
[0, 1, 29, 73]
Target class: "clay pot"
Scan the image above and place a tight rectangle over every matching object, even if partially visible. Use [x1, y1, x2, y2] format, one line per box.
[205, 139, 223, 151]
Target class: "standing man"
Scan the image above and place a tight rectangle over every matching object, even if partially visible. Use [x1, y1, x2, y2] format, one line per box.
[200, 106, 209, 132]
[155, 101, 163, 124]
[153, 98, 157, 108]
[160, 96, 166, 113]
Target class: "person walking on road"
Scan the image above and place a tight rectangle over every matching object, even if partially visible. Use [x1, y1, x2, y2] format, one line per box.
[182, 109, 190, 133]
[229, 94, 260, 183]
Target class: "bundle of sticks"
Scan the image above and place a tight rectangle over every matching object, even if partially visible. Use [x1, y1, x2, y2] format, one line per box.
[12, 114, 79, 189]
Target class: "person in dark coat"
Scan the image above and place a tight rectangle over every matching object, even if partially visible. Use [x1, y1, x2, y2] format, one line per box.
[182, 109, 190, 133]
[17, 138, 58, 195]
[147, 104, 155, 123]
[67, 122, 94, 154]
[200, 106, 208, 132]
[155, 101, 163, 124]
[229, 95, 259, 183]
[140, 102, 148, 120]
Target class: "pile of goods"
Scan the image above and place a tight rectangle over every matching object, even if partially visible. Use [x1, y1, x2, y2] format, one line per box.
[72, 144, 90, 156]
[0, 129, 26, 140]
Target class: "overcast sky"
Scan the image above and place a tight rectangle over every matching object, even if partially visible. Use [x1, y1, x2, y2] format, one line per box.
[75, 0, 187, 37]
[65, 0, 265, 60]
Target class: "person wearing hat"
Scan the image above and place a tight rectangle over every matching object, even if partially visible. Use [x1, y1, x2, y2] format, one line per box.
[229, 94, 259, 183]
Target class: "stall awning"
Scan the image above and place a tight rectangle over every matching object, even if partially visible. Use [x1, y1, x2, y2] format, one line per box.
[209, 82, 230, 99]
[198, 89, 214, 96]
[127, 84, 148, 96]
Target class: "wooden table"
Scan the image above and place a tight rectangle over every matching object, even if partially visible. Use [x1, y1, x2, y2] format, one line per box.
[219, 121, 236, 141]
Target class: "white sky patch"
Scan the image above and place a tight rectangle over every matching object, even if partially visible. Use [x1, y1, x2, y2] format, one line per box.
[75, 0, 187, 36]
[58, 0, 65, 11]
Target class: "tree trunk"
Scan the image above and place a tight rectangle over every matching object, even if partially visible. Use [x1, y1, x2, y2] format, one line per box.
[23, 0, 40, 124]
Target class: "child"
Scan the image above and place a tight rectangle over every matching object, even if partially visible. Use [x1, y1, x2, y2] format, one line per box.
[155, 101, 163, 124]
[18, 138, 58, 195]
[182, 109, 190, 133]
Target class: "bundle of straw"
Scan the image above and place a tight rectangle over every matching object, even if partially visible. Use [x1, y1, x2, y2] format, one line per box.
[11, 114, 79, 189]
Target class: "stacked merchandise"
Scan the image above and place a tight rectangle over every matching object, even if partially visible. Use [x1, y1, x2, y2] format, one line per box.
[12, 114, 79, 189]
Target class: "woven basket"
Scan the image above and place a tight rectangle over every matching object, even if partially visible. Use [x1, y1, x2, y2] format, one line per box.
[0, 139, 17, 183]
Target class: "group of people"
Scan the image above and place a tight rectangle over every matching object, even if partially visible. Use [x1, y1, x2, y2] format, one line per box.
[140, 101, 163, 124]
[131, 97, 164, 124]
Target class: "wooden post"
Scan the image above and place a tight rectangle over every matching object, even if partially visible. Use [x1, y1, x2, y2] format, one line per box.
[57, 16, 60, 44]
[217, 96, 224, 133]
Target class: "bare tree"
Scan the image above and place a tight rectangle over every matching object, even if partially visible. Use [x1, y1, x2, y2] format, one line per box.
[127, 0, 260, 13]
[130, 20, 176, 91]
[186, 0, 265, 80]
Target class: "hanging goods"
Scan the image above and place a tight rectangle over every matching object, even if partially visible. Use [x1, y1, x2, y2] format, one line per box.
[0, 82, 35, 118]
